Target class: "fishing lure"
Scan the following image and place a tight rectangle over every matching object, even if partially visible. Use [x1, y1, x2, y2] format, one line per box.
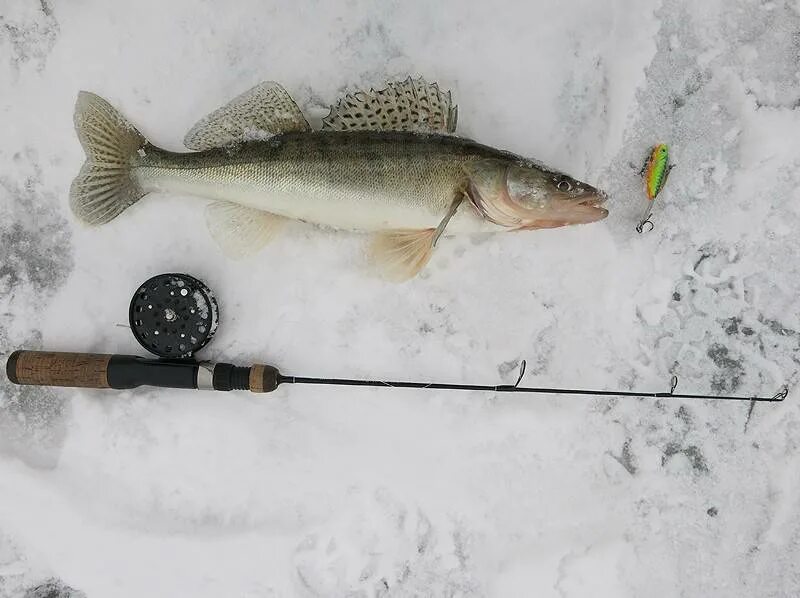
[636, 143, 674, 233]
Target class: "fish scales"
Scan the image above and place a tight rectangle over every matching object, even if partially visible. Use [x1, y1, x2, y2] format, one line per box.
[136, 132, 504, 232]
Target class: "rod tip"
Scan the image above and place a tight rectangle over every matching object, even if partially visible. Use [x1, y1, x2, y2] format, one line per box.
[772, 386, 789, 401]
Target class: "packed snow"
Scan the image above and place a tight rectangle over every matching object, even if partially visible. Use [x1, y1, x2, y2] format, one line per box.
[1, 0, 799, 596]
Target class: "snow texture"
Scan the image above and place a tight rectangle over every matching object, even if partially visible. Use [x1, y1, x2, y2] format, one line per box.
[1, 0, 800, 596]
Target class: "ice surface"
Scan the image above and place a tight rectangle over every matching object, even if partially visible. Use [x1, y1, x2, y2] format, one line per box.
[1, 0, 799, 596]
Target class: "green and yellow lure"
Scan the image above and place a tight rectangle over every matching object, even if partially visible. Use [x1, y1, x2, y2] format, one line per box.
[637, 143, 674, 232]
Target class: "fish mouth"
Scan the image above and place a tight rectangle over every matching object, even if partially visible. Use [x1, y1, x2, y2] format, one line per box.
[468, 180, 609, 229]
[576, 190, 607, 208]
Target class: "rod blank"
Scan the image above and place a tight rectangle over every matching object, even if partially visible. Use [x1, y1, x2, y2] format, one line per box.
[281, 375, 788, 403]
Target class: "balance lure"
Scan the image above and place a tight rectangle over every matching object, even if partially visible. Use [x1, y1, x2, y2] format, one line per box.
[636, 143, 674, 233]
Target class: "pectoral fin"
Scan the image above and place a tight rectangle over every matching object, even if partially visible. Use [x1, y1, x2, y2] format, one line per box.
[369, 228, 437, 281]
[432, 195, 464, 246]
[205, 201, 286, 259]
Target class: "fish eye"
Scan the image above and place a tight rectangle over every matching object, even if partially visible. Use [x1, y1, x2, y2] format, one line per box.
[556, 178, 572, 192]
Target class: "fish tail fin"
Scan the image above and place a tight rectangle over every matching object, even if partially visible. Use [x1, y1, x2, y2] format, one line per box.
[70, 91, 148, 225]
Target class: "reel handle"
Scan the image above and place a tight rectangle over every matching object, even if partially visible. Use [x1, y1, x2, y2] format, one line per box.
[6, 350, 281, 393]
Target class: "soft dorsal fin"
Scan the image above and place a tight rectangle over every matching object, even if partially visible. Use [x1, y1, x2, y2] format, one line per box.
[184, 81, 310, 151]
[321, 77, 458, 134]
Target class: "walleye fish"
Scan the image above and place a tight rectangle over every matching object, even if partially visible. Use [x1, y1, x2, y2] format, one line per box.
[71, 78, 608, 280]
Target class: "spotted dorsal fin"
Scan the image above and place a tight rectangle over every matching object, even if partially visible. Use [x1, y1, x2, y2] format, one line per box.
[321, 77, 458, 134]
[184, 81, 310, 151]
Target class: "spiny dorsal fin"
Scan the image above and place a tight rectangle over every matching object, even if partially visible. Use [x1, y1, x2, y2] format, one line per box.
[185, 81, 310, 151]
[205, 201, 286, 259]
[321, 77, 458, 134]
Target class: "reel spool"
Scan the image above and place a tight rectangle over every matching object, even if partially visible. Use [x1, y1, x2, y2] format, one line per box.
[129, 273, 219, 359]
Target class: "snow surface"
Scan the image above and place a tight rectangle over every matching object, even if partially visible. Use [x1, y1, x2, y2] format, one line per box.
[2, 0, 800, 596]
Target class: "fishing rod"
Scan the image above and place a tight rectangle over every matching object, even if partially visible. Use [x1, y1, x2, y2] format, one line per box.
[4, 274, 789, 403]
[4, 351, 787, 402]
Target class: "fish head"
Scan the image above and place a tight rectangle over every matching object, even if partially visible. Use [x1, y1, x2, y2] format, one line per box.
[465, 159, 608, 229]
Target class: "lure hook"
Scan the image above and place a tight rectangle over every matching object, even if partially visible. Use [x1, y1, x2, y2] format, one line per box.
[636, 218, 655, 234]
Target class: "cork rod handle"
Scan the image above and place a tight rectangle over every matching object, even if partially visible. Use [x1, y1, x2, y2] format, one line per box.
[6, 350, 283, 393]
[6, 350, 112, 389]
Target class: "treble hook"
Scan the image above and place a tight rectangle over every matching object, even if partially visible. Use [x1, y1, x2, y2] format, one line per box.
[636, 218, 655, 234]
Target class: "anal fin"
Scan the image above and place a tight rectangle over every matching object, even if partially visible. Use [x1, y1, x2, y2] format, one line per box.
[206, 201, 286, 259]
[369, 229, 437, 282]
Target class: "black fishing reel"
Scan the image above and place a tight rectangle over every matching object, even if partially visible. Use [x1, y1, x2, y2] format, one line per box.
[129, 273, 219, 359]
